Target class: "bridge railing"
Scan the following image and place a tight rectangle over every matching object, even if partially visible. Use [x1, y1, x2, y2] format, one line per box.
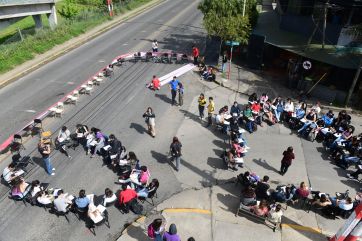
[0, 0, 55, 6]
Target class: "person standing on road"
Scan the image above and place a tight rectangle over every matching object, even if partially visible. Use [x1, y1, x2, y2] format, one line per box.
[38, 139, 55, 176]
[207, 97, 215, 127]
[169, 76, 179, 106]
[152, 40, 158, 53]
[280, 146, 295, 176]
[143, 107, 156, 137]
[170, 137, 182, 171]
[192, 45, 199, 65]
[198, 93, 207, 119]
[178, 82, 184, 106]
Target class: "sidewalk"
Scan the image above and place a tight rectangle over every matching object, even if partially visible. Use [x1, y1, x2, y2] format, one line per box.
[117, 72, 338, 241]
[0, 0, 164, 88]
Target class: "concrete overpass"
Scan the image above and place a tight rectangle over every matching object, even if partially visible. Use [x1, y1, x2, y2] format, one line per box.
[0, 0, 57, 30]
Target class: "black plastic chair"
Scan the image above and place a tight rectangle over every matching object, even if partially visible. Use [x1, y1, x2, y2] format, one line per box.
[88, 210, 110, 236]
[51, 205, 70, 223]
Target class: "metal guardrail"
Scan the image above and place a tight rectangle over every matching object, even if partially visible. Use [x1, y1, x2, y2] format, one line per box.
[0, 0, 55, 6]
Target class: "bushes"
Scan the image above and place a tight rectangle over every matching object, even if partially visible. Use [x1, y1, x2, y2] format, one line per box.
[0, 0, 152, 74]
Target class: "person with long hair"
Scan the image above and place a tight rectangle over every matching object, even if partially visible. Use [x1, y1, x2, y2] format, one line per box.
[143, 107, 156, 137]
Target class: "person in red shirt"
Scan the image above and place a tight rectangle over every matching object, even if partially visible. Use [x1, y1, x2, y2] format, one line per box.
[151, 75, 160, 90]
[280, 146, 295, 175]
[251, 101, 263, 127]
[119, 184, 137, 213]
[192, 46, 199, 65]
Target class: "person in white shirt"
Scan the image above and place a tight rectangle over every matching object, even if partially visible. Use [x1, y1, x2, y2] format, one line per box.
[36, 191, 53, 206]
[268, 204, 283, 224]
[103, 188, 117, 206]
[54, 190, 72, 213]
[283, 98, 294, 122]
[2, 163, 24, 183]
[152, 40, 158, 52]
[56, 126, 72, 159]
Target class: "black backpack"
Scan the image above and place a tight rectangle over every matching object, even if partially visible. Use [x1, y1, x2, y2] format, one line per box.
[129, 199, 143, 215]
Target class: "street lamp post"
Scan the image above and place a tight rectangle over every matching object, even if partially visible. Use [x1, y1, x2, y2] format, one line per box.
[225, 41, 240, 80]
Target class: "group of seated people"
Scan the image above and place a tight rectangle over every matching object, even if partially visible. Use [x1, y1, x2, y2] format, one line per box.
[2, 122, 161, 230]
[217, 104, 251, 171]
[198, 57, 216, 82]
[236, 170, 359, 220]
[222, 93, 361, 178]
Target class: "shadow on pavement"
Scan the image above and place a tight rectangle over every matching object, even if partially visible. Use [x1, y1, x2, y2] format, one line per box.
[207, 157, 227, 170]
[123, 223, 149, 241]
[154, 94, 172, 105]
[130, 122, 147, 134]
[252, 158, 280, 174]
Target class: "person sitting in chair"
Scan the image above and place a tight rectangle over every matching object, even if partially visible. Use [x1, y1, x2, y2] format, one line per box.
[118, 184, 138, 213]
[75, 189, 90, 209]
[137, 178, 159, 198]
[102, 188, 117, 207]
[11, 176, 30, 199]
[251, 199, 269, 217]
[56, 126, 72, 159]
[2, 163, 24, 183]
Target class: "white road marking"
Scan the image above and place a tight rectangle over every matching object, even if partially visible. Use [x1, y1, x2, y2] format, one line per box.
[24, 110, 36, 113]
[99, 59, 105, 63]
[122, 43, 128, 46]
[67, 82, 75, 85]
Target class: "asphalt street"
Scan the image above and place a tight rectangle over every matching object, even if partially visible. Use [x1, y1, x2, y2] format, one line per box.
[0, 0, 359, 240]
[0, 0, 205, 145]
[0, 0, 207, 240]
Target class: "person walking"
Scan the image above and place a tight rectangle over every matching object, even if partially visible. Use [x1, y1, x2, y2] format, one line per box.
[170, 137, 182, 171]
[143, 107, 156, 137]
[198, 93, 206, 119]
[163, 223, 181, 241]
[169, 76, 179, 106]
[152, 39, 158, 52]
[192, 45, 199, 65]
[178, 82, 184, 106]
[206, 97, 215, 127]
[221, 51, 228, 73]
[280, 146, 295, 175]
[38, 139, 55, 176]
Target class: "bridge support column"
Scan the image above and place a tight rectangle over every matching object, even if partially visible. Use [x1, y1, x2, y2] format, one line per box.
[47, 3, 58, 30]
[32, 15, 43, 29]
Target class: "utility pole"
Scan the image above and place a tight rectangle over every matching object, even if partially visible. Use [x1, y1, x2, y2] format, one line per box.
[242, 0, 247, 17]
[322, 1, 329, 49]
[345, 59, 362, 107]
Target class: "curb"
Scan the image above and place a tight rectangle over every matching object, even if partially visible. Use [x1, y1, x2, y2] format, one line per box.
[0, 0, 165, 89]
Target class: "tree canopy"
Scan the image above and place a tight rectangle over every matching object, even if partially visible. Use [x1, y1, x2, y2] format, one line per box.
[198, 0, 257, 44]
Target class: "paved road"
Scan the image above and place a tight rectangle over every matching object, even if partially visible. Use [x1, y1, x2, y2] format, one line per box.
[0, 0, 205, 145]
[0, 0, 206, 240]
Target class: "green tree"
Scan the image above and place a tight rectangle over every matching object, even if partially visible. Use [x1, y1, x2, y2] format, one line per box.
[58, 0, 80, 20]
[198, 0, 254, 43]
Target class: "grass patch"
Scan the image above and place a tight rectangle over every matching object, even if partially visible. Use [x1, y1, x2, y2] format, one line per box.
[0, 0, 153, 74]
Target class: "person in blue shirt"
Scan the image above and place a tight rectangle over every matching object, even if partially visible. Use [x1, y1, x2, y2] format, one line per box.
[169, 76, 179, 106]
[321, 110, 334, 127]
[75, 189, 90, 209]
